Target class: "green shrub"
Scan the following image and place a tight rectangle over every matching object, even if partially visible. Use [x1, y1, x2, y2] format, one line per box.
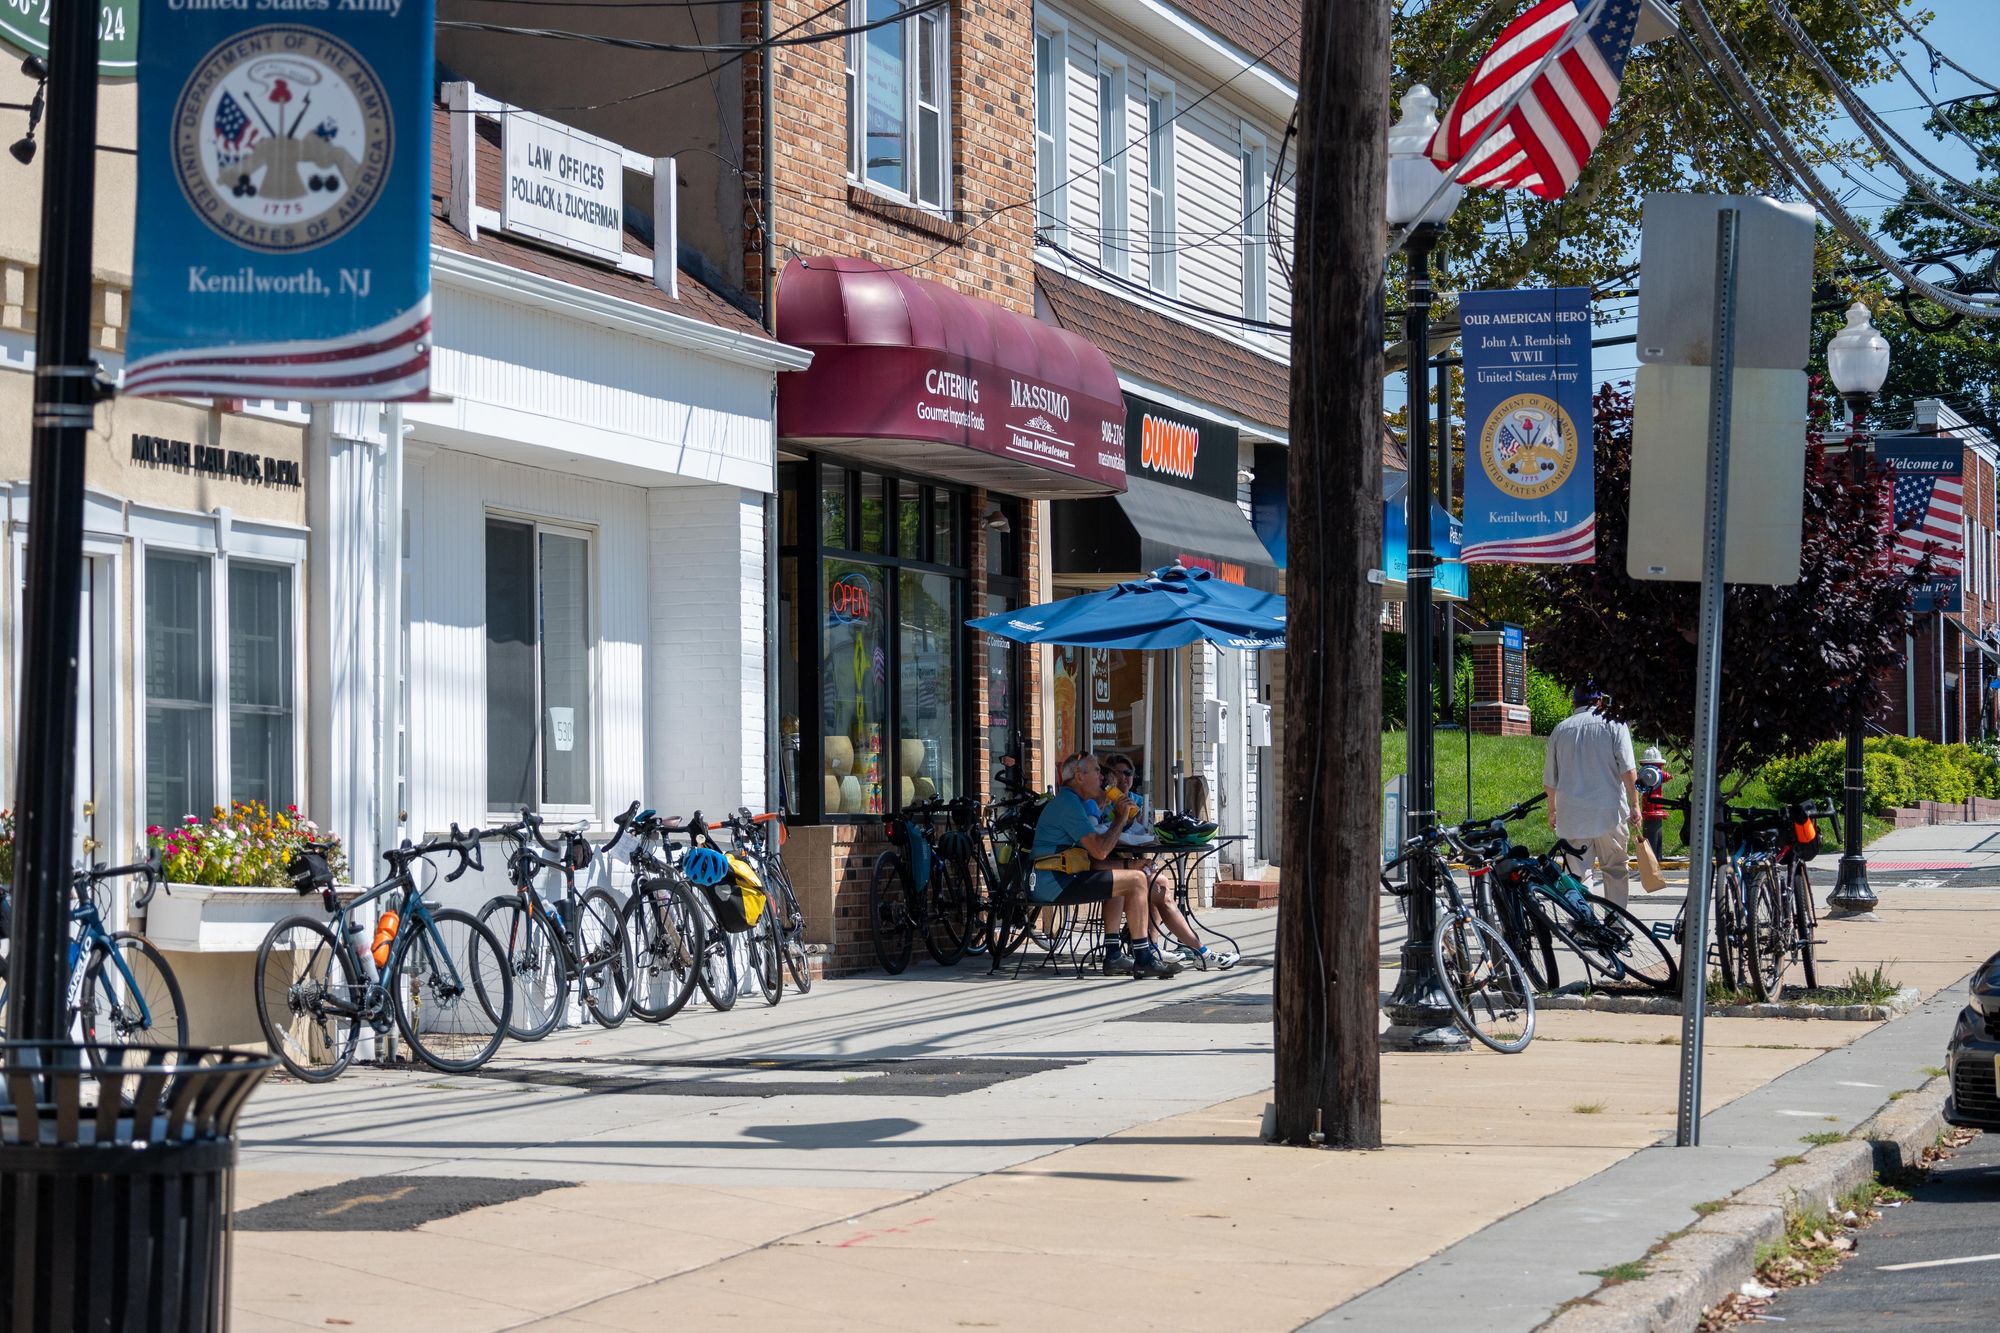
[1942, 743, 2000, 798]
[1861, 750, 1914, 815]
[1763, 743, 1843, 807]
[1897, 743, 1974, 803]
[1526, 667, 1570, 735]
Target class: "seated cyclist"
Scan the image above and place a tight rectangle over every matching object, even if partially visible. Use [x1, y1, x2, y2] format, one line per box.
[1032, 750, 1183, 978]
[1097, 754, 1236, 972]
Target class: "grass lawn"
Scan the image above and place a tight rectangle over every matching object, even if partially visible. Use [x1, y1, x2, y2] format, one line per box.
[1382, 729, 1891, 854]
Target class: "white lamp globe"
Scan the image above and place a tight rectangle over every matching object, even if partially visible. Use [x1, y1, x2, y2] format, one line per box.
[1386, 85, 1464, 230]
[1826, 301, 1891, 400]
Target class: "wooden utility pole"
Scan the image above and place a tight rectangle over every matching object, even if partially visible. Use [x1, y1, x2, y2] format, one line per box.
[1273, 0, 1389, 1148]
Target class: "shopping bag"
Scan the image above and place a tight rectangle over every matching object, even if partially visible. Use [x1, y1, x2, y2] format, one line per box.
[1635, 837, 1668, 893]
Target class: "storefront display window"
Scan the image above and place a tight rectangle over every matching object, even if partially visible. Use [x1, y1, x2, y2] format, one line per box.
[485, 517, 594, 814]
[780, 461, 970, 821]
[1050, 630, 1151, 784]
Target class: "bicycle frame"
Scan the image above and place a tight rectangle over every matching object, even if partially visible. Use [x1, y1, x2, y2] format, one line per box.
[308, 867, 454, 1020]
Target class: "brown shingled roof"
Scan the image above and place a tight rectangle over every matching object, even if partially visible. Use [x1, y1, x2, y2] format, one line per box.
[1168, 0, 1300, 85]
[1036, 267, 1291, 435]
[427, 105, 768, 341]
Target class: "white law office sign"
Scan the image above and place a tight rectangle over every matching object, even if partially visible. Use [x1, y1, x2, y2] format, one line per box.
[500, 111, 626, 263]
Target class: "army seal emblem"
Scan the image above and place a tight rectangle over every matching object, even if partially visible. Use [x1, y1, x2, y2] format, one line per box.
[172, 26, 393, 253]
[1480, 393, 1579, 501]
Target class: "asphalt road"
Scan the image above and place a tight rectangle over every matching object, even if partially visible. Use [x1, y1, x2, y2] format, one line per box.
[1764, 1130, 2000, 1330]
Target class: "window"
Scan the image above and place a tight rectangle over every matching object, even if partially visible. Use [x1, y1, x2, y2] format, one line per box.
[983, 497, 1026, 772]
[1146, 85, 1177, 295]
[1096, 54, 1128, 275]
[486, 517, 593, 814]
[144, 550, 298, 827]
[1240, 131, 1269, 322]
[145, 553, 214, 829]
[850, 0, 950, 211]
[1034, 26, 1069, 238]
[780, 463, 968, 821]
[228, 562, 295, 811]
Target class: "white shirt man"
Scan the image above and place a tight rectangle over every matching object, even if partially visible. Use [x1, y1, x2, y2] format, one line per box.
[1542, 685, 1641, 906]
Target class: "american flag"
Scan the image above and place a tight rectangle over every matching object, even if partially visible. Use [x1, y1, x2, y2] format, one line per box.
[1463, 513, 1596, 564]
[1892, 465, 1964, 575]
[214, 91, 258, 162]
[1426, 0, 1642, 199]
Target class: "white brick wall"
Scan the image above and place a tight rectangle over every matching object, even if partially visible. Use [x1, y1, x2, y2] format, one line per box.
[646, 485, 768, 819]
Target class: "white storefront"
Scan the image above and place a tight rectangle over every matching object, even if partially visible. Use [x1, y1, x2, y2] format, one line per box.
[310, 101, 809, 905]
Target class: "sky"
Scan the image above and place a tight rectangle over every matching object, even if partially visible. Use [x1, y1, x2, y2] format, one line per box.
[1383, 0, 1998, 409]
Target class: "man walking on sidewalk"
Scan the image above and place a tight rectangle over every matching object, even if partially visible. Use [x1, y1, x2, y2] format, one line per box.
[1544, 683, 1641, 906]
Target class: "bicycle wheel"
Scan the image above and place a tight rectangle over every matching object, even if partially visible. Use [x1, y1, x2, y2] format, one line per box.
[1431, 911, 1535, 1054]
[1791, 863, 1819, 991]
[1711, 868, 1741, 991]
[1742, 865, 1791, 1003]
[478, 895, 566, 1041]
[80, 933, 188, 1051]
[1497, 889, 1562, 992]
[751, 903, 784, 1007]
[624, 880, 703, 1022]
[577, 888, 635, 1028]
[923, 856, 975, 967]
[762, 861, 814, 994]
[1569, 894, 1678, 993]
[870, 850, 916, 974]
[254, 915, 363, 1082]
[693, 896, 740, 1012]
[390, 907, 511, 1073]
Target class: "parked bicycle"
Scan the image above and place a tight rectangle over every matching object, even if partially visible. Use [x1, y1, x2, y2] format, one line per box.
[972, 763, 1057, 972]
[1689, 800, 1830, 1001]
[682, 810, 781, 1006]
[0, 852, 187, 1052]
[1460, 795, 1677, 995]
[617, 807, 710, 1024]
[1382, 821, 1537, 1053]
[254, 825, 510, 1081]
[480, 809, 636, 1038]
[870, 796, 979, 973]
[719, 807, 814, 995]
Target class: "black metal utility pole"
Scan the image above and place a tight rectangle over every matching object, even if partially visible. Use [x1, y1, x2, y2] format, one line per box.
[1827, 394, 1879, 916]
[1382, 227, 1466, 1050]
[8, 0, 101, 1042]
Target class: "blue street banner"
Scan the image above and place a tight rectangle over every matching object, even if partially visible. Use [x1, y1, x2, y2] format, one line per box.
[125, 3, 433, 400]
[1878, 438, 1964, 613]
[1459, 287, 1596, 564]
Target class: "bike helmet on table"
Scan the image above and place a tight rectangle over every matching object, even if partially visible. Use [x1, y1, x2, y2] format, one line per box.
[682, 845, 731, 887]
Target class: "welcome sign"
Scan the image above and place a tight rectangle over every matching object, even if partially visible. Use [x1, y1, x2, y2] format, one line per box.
[1459, 287, 1596, 564]
[124, 0, 433, 400]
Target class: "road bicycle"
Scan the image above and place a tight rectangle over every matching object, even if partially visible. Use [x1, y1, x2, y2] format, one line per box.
[1712, 801, 1830, 1001]
[479, 809, 635, 1038]
[972, 765, 1058, 972]
[684, 810, 782, 1007]
[870, 796, 979, 973]
[1382, 821, 1536, 1053]
[719, 806, 814, 995]
[254, 825, 510, 1081]
[0, 853, 187, 1052]
[617, 807, 709, 1023]
[1459, 795, 1677, 995]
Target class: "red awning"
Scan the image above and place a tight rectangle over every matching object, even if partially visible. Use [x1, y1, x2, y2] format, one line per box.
[776, 257, 1127, 497]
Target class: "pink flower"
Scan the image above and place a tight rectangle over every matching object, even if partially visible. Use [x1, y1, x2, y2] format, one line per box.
[146, 825, 163, 837]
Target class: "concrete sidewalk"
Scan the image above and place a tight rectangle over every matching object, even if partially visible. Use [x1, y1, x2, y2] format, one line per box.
[230, 871, 2000, 1332]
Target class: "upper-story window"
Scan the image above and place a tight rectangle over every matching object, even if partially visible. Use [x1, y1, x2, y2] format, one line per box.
[1240, 129, 1269, 322]
[1096, 52, 1128, 276]
[1145, 82, 1177, 296]
[1034, 22, 1069, 239]
[849, 0, 951, 211]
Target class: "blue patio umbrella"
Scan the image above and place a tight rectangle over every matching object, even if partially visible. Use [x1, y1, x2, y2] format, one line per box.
[967, 565, 1285, 650]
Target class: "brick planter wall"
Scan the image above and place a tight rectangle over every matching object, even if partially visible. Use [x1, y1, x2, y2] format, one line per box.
[1214, 879, 1278, 909]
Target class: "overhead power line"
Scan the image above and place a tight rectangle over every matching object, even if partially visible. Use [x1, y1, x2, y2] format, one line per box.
[438, 0, 945, 54]
[1886, 5, 2000, 96]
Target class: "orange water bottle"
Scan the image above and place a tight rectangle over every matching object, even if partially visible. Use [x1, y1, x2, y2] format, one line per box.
[372, 910, 401, 968]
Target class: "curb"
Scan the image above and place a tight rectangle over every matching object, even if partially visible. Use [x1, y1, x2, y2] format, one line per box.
[1536, 986, 1922, 1023]
[1538, 1076, 1950, 1333]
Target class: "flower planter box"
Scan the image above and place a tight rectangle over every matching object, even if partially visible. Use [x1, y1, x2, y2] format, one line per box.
[140, 883, 364, 953]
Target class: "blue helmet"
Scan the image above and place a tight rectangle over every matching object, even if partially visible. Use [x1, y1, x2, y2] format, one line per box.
[682, 845, 730, 887]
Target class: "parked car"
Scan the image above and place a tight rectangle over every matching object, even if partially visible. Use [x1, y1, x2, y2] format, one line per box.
[1945, 949, 2000, 1132]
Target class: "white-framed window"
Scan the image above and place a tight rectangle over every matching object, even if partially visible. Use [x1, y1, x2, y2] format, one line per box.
[1033, 20, 1069, 240]
[1240, 126, 1269, 323]
[1095, 49, 1128, 276]
[1145, 78, 1177, 296]
[848, 0, 951, 212]
[141, 547, 301, 828]
[485, 514, 595, 817]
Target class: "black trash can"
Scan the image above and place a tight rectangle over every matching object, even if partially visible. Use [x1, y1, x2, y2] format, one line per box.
[0, 1041, 273, 1332]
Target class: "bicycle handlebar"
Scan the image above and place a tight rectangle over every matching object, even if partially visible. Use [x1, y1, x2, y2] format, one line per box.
[389, 823, 485, 881]
[77, 850, 165, 908]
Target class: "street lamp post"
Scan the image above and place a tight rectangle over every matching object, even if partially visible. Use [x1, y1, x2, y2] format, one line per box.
[1382, 87, 1467, 1049]
[1825, 302, 1890, 918]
